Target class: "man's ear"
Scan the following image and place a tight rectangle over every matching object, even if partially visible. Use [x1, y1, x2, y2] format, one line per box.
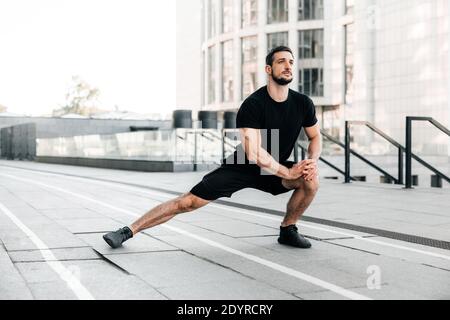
[265, 65, 272, 75]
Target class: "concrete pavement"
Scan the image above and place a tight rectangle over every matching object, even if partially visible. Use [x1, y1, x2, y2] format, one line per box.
[0, 159, 449, 300]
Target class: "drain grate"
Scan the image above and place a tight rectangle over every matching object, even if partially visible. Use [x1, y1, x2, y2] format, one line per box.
[214, 200, 450, 251]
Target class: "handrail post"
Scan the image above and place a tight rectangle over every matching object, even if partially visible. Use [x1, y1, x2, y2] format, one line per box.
[405, 117, 412, 188]
[397, 147, 403, 185]
[221, 129, 225, 162]
[345, 121, 351, 183]
[194, 129, 198, 172]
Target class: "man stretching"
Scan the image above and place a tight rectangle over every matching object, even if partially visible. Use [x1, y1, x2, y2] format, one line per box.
[103, 46, 321, 249]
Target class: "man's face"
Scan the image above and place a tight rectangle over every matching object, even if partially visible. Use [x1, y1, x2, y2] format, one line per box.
[269, 51, 294, 86]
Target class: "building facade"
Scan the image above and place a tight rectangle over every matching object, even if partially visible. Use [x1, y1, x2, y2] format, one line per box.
[200, 0, 449, 157]
[177, 0, 203, 111]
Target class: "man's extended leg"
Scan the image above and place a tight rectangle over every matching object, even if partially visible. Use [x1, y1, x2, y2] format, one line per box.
[278, 177, 319, 248]
[103, 192, 210, 248]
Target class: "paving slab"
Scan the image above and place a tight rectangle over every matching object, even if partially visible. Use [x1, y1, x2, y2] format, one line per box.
[0, 243, 34, 299]
[63, 259, 167, 300]
[295, 251, 450, 300]
[0, 209, 89, 252]
[26, 281, 78, 300]
[12, 191, 85, 210]
[173, 211, 232, 223]
[40, 208, 105, 220]
[76, 232, 179, 255]
[8, 247, 101, 263]
[55, 217, 123, 234]
[159, 279, 299, 300]
[325, 237, 450, 271]
[1, 226, 89, 252]
[0, 192, 30, 209]
[188, 219, 279, 238]
[105, 250, 253, 290]
[151, 225, 450, 299]
[200, 204, 374, 239]
[15, 260, 166, 300]
[294, 284, 426, 300]
[153, 232, 370, 297]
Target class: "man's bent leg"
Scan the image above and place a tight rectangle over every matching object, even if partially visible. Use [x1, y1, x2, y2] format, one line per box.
[103, 193, 210, 248]
[281, 177, 319, 226]
[278, 177, 319, 248]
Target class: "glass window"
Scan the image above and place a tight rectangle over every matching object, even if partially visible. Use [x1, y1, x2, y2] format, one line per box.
[201, 0, 205, 43]
[299, 68, 323, 96]
[242, 36, 258, 99]
[222, 0, 233, 33]
[299, 29, 324, 59]
[345, 0, 354, 15]
[345, 23, 355, 104]
[345, 23, 354, 58]
[267, 32, 289, 51]
[202, 51, 205, 106]
[208, 46, 216, 103]
[242, 0, 258, 28]
[222, 41, 234, 102]
[268, 0, 288, 24]
[345, 65, 353, 103]
[298, 0, 323, 20]
[208, 0, 217, 39]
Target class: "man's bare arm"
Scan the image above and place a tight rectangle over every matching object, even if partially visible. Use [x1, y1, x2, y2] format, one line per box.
[301, 124, 322, 181]
[239, 128, 313, 180]
[304, 124, 322, 161]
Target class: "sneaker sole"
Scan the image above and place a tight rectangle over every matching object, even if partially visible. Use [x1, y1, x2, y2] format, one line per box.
[103, 234, 120, 249]
[278, 237, 312, 249]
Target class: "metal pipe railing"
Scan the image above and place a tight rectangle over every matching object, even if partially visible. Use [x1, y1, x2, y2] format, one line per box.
[405, 117, 450, 189]
[297, 142, 357, 181]
[345, 121, 404, 185]
[321, 129, 396, 183]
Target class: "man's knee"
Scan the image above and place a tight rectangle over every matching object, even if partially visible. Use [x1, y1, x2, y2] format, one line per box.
[175, 193, 210, 212]
[288, 177, 319, 194]
[303, 178, 319, 194]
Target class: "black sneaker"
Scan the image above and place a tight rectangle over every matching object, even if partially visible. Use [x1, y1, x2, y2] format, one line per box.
[278, 225, 311, 248]
[103, 227, 133, 248]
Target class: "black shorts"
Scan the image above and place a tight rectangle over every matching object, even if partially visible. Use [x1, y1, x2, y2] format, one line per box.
[190, 161, 296, 201]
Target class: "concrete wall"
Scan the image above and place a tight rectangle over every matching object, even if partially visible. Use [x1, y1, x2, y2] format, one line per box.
[35, 156, 218, 173]
[0, 117, 172, 139]
[0, 116, 172, 159]
[0, 123, 36, 160]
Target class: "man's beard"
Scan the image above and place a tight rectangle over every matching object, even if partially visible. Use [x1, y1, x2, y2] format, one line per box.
[271, 71, 293, 86]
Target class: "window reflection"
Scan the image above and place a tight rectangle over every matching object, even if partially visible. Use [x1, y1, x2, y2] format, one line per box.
[242, 36, 258, 99]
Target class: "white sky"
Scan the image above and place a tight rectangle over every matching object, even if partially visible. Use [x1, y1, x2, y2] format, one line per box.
[0, 0, 176, 116]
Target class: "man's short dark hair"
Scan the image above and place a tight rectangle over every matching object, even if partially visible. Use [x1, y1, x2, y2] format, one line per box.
[266, 46, 293, 66]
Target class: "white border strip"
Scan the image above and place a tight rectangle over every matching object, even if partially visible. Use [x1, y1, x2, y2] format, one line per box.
[0, 172, 371, 300]
[0, 201, 94, 300]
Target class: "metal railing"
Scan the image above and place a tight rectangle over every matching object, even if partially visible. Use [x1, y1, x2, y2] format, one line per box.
[296, 139, 358, 181]
[295, 119, 449, 188]
[405, 117, 450, 189]
[314, 128, 395, 183]
[345, 121, 403, 184]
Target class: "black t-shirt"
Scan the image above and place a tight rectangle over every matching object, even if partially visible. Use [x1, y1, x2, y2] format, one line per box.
[223, 86, 318, 166]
